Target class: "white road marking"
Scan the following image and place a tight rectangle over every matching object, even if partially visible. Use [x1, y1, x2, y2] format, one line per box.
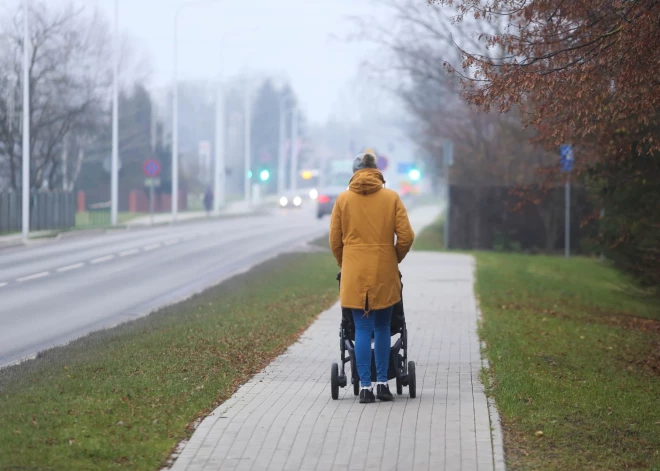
[0, 282, 8, 288]
[119, 249, 139, 257]
[164, 238, 180, 246]
[17, 272, 49, 282]
[90, 255, 115, 264]
[143, 243, 161, 251]
[56, 263, 84, 273]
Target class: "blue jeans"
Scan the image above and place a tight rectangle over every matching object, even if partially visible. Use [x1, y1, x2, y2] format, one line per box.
[352, 307, 393, 387]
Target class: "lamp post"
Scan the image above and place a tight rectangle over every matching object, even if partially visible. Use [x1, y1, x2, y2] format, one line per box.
[110, 0, 119, 226]
[21, 0, 30, 243]
[289, 106, 298, 193]
[243, 78, 251, 205]
[213, 83, 225, 214]
[277, 93, 293, 196]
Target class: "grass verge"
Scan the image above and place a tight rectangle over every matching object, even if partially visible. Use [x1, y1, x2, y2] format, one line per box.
[0, 250, 338, 470]
[416, 218, 660, 470]
[411, 215, 444, 251]
[75, 211, 142, 228]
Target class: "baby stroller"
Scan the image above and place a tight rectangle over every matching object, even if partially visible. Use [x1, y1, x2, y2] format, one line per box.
[330, 271, 416, 399]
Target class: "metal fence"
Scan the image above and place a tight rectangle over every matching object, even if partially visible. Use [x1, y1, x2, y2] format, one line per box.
[0, 191, 76, 232]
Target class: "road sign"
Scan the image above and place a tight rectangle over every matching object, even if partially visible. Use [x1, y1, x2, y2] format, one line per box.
[377, 155, 389, 171]
[143, 158, 161, 178]
[144, 177, 161, 187]
[560, 144, 573, 172]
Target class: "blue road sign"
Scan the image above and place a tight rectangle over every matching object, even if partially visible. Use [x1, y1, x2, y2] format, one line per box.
[377, 155, 389, 171]
[560, 144, 573, 172]
[398, 162, 414, 174]
[143, 158, 161, 178]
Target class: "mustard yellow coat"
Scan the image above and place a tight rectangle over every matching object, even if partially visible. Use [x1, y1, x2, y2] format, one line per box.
[329, 168, 415, 311]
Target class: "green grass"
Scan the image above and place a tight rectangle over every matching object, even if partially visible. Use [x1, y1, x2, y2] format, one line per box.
[411, 215, 444, 251]
[476, 253, 660, 471]
[0, 251, 339, 470]
[416, 218, 660, 470]
[75, 211, 142, 228]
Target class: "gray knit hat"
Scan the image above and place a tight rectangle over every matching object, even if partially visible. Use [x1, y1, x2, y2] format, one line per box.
[352, 152, 378, 173]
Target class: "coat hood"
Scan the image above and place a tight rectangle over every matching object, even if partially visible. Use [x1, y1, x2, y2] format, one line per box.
[348, 169, 385, 195]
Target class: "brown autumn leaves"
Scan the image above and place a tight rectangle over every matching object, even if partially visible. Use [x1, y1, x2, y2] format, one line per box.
[428, 0, 660, 162]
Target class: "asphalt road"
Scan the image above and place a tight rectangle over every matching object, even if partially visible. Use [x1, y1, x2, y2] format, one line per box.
[0, 207, 328, 368]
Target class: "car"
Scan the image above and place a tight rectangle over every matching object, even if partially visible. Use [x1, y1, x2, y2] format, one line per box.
[316, 185, 347, 219]
[278, 192, 303, 209]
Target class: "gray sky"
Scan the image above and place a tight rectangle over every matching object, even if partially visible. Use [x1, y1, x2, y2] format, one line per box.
[9, 0, 392, 123]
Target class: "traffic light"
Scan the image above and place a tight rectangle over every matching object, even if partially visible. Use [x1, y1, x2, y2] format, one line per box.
[259, 169, 270, 182]
[408, 169, 421, 181]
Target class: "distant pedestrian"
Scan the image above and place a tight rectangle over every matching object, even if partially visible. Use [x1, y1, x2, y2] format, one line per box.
[329, 152, 415, 403]
[203, 188, 213, 216]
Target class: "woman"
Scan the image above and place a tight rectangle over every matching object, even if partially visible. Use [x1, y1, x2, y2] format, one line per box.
[329, 152, 415, 403]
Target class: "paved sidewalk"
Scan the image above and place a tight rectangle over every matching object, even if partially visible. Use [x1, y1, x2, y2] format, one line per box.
[169, 207, 505, 471]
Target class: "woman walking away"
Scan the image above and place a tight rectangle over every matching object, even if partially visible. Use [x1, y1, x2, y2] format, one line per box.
[329, 152, 415, 403]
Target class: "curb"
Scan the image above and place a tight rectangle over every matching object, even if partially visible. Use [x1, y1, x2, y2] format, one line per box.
[472, 255, 507, 471]
[0, 209, 269, 250]
[480, 338, 507, 471]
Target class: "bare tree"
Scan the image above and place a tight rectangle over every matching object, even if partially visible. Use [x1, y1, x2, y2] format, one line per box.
[352, 0, 558, 186]
[0, 1, 112, 191]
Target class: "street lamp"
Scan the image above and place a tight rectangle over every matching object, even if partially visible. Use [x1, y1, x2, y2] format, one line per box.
[21, 0, 30, 243]
[110, 0, 119, 226]
[172, 0, 220, 223]
[243, 77, 251, 205]
[277, 92, 292, 195]
[289, 106, 299, 193]
[213, 83, 225, 215]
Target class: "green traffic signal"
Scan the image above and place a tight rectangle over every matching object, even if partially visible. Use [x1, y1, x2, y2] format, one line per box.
[260, 169, 270, 181]
[409, 169, 421, 181]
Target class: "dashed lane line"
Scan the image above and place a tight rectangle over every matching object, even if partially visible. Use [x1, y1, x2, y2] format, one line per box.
[90, 255, 115, 264]
[143, 243, 161, 251]
[56, 263, 85, 273]
[0, 282, 7, 288]
[164, 238, 180, 246]
[17, 272, 49, 282]
[119, 249, 139, 257]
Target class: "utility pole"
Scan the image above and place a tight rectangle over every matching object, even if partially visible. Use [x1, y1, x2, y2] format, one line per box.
[565, 178, 571, 258]
[560, 144, 574, 258]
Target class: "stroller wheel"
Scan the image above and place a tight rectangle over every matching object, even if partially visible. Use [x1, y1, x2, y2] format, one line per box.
[408, 361, 416, 399]
[331, 363, 339, 400]
[396, 375, 403, 395]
